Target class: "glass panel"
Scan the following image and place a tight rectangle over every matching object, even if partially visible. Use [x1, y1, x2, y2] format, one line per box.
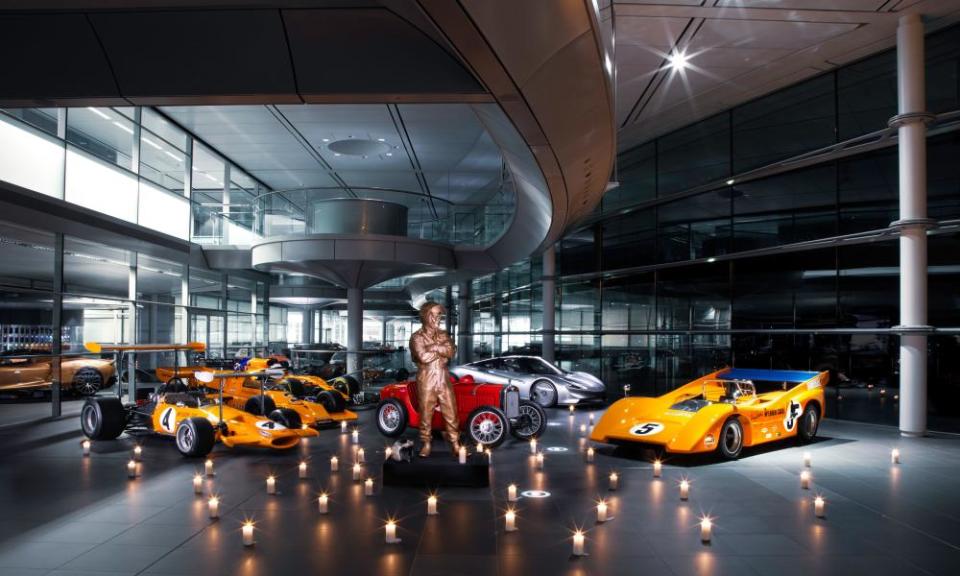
[65, 147, 138, 223]
[139, 127, 186, 194]
[601, 273, 655, 331]
[138, 181, 190, 240]
[1, 108, 58, 137]
[558, 280, 599, 332]
[0, 114, 65, 199]
[926, 24, 960, 114]
[928, 133, 960, 222]
[137, 255, 184, 305]
[930, 233, 960, 328]
[607, 141, 655, 211]
[838, 50, 896, 140]
[0, 288, 55, 425]
[66, 106, 135, 171]
[64, 237, 131, 300]
[0, 220, 55, 290]
[656, 263, 730, 331]
[657, 113, 730, 196]
[189, 269, 222, 310]
[838, 147, 897, 234]
[559, 228, 598, 276]
[141, 108, 187, 153]
[658, 190, 731, 262]
[602, 208, 655, 270]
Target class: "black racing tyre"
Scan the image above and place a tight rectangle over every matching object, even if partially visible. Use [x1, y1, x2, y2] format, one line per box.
[175, 417, 215, 457]
[466, 406, 508, 448]
[530, 379, 558, 408]
[797, 403, 820, 444]
[269, 408, 302, 430]
[73, 367, 104, 397]
[162, 378, 189, 394]
[718, 417, 744, 460]
[80, 396, 126, 440]
[316, 389, 346, 413]
[376, 399, 407, 438]
[510, 400, 547, 441]
[283, 378, 306, 398]
[244, 395, 276, 416]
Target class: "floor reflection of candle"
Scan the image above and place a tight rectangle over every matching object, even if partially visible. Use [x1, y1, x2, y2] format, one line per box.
[318, 493, 328, 514]
[505, 508, 517, 532]
[891, 448, 900, 464]
[242, 521, 254, 546]
[352, 429, 359, 444]
[700, 517, 712, 542]
[385, 446, 393, 460]
[82, 440, 91, 457]
[353, 463, 362, 481]
[208, 496, 219, 519]
[127, 460, 137, 479]
[589, 413, 594, 424]
[579, 424, 587, 435]
[597, 500, 608, 523]
[358, 448, 365, 464]
[341, 421, 347, 433]
[193, 474, 203, 494]
[508, 484, 517, 502]
[331, 455, 339, 472]
[803, 451, 812, 468]
[609, 471, 619, 491]
[530, 439, 537, 454]
[299, 461, 308, 479]
[364, 478, 373, 496]
[586, 447, 595, 463]
[572, 530, 585, 556]
[535, 452, 544, 470]
[800, 470, 811, 490]
[427, 495, 438, 515]
[205, 458, 214, 476]
[814, 495, 825, 518]
[385, 520, 398, 543]
[266, 475, 276, 495]
[459, 446, 467, 464]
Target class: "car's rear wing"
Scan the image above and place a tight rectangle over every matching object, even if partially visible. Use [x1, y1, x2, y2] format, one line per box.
[84, 342, 206, 354]
[717, 368, 826, 387]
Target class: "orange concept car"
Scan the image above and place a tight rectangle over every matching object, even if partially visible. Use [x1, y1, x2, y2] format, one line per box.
[590, 368, 827, 459]
[0, 350, 114, 396]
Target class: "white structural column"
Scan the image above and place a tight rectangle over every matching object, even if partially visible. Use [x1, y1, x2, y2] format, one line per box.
[541, 245, 556, 363]
[347, 288, 363, 378]
[894, 14, 935, 437]
[457, 281, 472, 364]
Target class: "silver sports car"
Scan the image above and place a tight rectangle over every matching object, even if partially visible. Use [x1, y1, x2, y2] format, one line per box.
[451, 355, 605, 407]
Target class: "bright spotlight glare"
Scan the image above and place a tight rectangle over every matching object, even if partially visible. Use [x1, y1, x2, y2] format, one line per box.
[668, 51, 689, 71]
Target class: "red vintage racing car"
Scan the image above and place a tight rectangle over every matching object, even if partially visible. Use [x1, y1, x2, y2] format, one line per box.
[374, 374, 547, 447]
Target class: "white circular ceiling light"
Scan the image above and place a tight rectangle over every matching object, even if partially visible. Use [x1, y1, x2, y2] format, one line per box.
[327, 139, 392, 157]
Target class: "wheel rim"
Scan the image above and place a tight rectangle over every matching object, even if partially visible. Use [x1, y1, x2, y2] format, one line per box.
[532, 382, 555, 406]
[379, 404, 401, 432]
[515, 405, 542, 437]
[805, 410, 818, 437]
[81, 404, 96, 434]
[75, 370, 102, 396]
[723, 422, 742, 454]
[470, 412, 504, 444]
[176, 424, 194, 452]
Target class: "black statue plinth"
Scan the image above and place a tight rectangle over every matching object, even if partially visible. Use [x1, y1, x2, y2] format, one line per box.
[382, 450, 490, 488]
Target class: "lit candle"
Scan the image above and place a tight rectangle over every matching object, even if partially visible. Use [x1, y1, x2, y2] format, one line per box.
[242, 521, 254, 546]
[427, 494, 438, 515]
[800, 470, 811, 490]
[505, 508, 517, 532]
[193, 473, 203, 495]
[680, 479, 690, 500]
[385, 446, 393, 460]
[589, 412, 595, 424]
[133, 445, 142, 461]
[891, 448, 900, 464]
[351, 429, 359, 444]
[529, 438, 537, 454]
[208, 496, 219, 519]
[127, 459, 137, 479]
[341, 421, 347, 433]
[579, 423, 587, 435]
[205, 458, 214, 476]
[364, 478, 373, 496]
[572, 530, 586, 556]
[318, 493, 329, 514]
[507, 483, 518, 502]
[803, 451, 812, 468]
[266, 475, 276, 495]
[700, 517, 712, 542]
[535, 451, 544, 470]
[880, 388, 886, 396]
[596, 500, 608, 523]
[353, 463, 362, 481]
[586, 447, 595, 463]
[358, 448, 366, 464]
[299, 461, 308, 479]
[476, 443, 484, 454]
[459, 445, 467, 464]
[569, 405, 575, 414]
[385, 520, 399, 543]
[653, 459, 662, 478]
[82, 440, 91, 457]
[814, 495, 825, 518]
[331, 455, 339, 472]
[609, 471, 619, 491]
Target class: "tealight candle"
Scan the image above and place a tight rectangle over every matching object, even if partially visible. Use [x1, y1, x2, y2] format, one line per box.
[586, 447, 595, 463]
[331, 455, 339, 472]
[193, 473, 203, 495]
[127, 459, 137, 479]
[880, 388, 886, 396]
[385, 520, 399, 543]
[800, 470, 811, 490]
[579, 423, 587, 435]
[596, 500, 608, 523]
[82, 440, 91, 457]
[385, 446, 393, 460]
[299, 461, 308, 479]
[364, 478, 373, 496]
[680, 479, 690, 500]
[353, 463, 362, 481]
[891, 448, 900, 464]
[803, 451, 812, 468]
[208, 496, 219, 519]
[572, 530, 586, 556]
[700, 517, 712, 542]
[653, 459, 662, 478]
[569, 405, 575, 414]
[205, 458, 214, 476]
[505, 508, 517, 532]
[133, 445, 142, 461]
[341, 421, 347, 433]
[814, 495, 825, 518]
[266, 475, 276, 495]
[609, 471, 619, 491]
[357, 448, 366, 464]
[427, 494, 438, 515]
[242, 521, 254, 546]
[459, 445, 467, 464]
[507, 483, 518, 502]
[589, 412, 595, 424]
[529, 438, 537, 454]
[351, 429, 359, 444]
[476, 443, 484, 454]
[318, 493, 329, 514]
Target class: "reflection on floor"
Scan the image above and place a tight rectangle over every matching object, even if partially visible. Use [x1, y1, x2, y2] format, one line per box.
[0, 404, 958, 575]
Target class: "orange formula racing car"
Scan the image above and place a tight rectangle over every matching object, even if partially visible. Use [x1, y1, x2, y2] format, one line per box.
[590, 368, 827, 459]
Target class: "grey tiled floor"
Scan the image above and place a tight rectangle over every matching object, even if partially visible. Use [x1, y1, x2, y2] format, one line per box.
[0, 405, 958, 575]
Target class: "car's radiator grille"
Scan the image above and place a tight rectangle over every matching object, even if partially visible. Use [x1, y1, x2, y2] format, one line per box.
[504, 389, 519, 418]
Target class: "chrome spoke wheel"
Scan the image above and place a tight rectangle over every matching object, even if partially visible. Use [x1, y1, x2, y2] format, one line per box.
[74, 369, 102, 396]
[531, 381, 556, 407]
[379, 404, 400, 432]
[470, 413, 504, 445]
[516, 404, 542, 437]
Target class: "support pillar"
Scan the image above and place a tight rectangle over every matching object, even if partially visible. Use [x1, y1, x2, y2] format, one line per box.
[457, 281, 473, 364]
[542, 245, 556, 364]
[347, 287, 363, 377]
[892, 13, 935, 437]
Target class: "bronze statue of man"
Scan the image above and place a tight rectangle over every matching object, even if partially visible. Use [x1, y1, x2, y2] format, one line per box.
[410, 302, 459, 458]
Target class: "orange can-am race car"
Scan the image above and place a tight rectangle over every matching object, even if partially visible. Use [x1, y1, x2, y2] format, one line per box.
[80, 343, 316, 457]
[590, 368, 827, 459]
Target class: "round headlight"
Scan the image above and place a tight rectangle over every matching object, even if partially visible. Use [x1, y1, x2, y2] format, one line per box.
[704, 434, 715, 446]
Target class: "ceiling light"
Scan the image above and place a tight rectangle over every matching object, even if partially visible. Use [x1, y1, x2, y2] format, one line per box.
[322, 138, 330, 142]
[668, 50, 689, 71]
[142, 136, 162, 150]
[707, 257, 717, 263]
[385, 152, 393, 157]
[204, 173, 218, 182]
[164, 150, 180, 161]
[87, 107, 111, 120]
[334, 153, 341, 157]
[377, 138, 386, 142]
[112, 121, 134, 134]
[726, 179, 735, 186]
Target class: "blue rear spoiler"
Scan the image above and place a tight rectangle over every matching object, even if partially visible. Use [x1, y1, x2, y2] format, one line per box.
[717, 368, 820, 383]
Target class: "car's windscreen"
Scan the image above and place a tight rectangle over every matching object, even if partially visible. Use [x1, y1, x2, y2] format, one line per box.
[514, 357, 563, 375]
